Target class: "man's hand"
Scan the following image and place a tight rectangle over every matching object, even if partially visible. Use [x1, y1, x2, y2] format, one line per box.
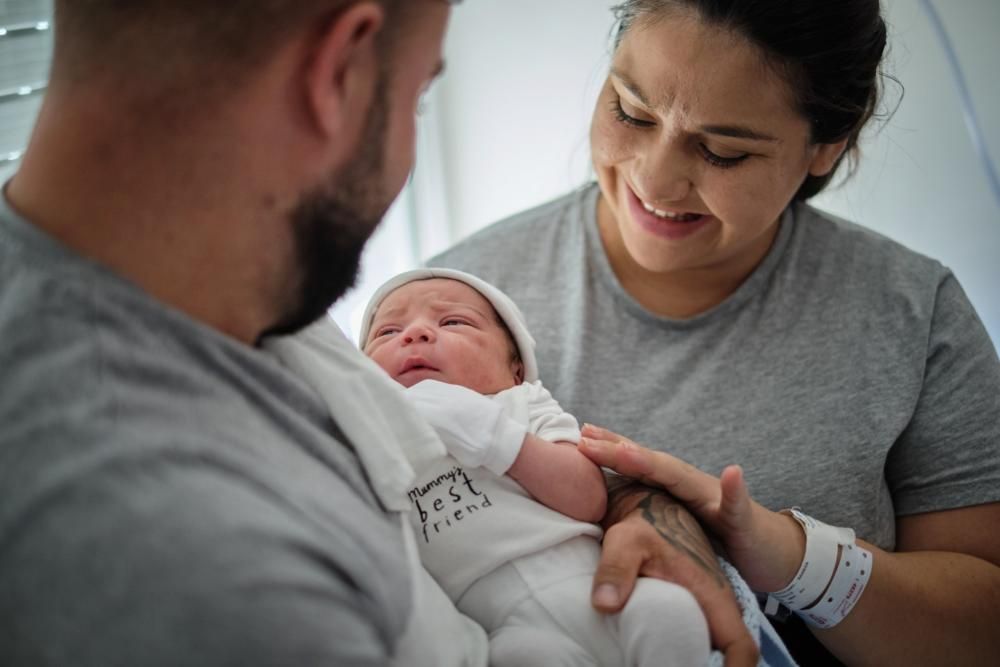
[593, 476, 759, 667]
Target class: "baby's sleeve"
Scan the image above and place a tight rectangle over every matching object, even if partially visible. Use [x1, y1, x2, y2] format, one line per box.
[519, 381, 581, 444]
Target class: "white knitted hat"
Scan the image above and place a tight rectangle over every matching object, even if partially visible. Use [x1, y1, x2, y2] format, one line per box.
[358, 268, 538, 383]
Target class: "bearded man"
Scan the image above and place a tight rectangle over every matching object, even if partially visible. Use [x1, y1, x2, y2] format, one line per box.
[0, 2, 484, 665]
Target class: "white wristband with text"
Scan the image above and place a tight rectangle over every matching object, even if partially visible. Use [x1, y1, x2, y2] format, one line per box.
[800, 541, 873, 628]
[766, 508, 856, 613]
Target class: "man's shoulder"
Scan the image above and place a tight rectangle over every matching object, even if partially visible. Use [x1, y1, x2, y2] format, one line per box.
[0, 222, 408, 614]
[0, 251, 110, 451]
[0, 214, 146, 385]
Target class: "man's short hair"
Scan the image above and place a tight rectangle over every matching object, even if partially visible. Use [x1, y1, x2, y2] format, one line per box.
[50, 1, 410, 91]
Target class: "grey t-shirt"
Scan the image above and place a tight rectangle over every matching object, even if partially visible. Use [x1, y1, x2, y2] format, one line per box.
[0, 195, 410, 665]
[431, 183, 1000, 550]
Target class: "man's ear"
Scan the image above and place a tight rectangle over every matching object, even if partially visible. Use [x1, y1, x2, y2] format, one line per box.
[808, 137, 849, 177]
[305, 2, 385, 142]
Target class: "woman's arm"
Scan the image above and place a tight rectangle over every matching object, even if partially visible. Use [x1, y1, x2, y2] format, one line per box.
[820, 503, 1000, 665]
[506, 433, 607, 523]
[579, 426, 1000, 664]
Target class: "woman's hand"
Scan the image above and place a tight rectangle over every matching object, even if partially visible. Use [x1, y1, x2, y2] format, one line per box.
[582, 424, 1000, 665]
[579, 423, 805, 594]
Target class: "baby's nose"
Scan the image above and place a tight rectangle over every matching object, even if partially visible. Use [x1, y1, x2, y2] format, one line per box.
[402, 323, 435, 344]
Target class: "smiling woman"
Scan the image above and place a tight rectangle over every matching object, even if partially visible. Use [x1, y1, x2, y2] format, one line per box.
[591, 10, 849, 316]
[430, 0, 1000, 664]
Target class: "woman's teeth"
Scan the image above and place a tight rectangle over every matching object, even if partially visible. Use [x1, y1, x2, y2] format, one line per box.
[642, 201, 701, 222]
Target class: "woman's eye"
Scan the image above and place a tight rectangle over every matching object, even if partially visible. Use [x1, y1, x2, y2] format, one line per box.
[610, 96, 654, 129]
[610, 90, 749, 168]
[698, 144, 750, 169]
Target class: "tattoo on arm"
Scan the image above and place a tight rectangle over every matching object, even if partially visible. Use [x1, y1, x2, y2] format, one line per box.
[637, 494, 727, 589]
[604, 475, 727, 588]
[604, 473, 639, 513]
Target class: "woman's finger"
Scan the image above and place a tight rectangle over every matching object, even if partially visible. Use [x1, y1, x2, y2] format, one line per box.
[577, 431, 653, 477]
[718, 464, 753, 535]
[579, 428, 721, 512]
[579, 422, 627, 443]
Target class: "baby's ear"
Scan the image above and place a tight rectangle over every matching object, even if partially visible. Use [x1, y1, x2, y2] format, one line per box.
[511, 359, 525, 384]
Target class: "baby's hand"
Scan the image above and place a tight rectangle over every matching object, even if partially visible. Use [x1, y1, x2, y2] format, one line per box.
[405, 380, 527, 475]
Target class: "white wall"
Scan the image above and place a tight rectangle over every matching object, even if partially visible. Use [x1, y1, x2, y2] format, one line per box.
[336, 0, 620, 339]
[424, 0, 1000, 347]
[429, 0, 617, 240]
[813, 0, 1000, 344]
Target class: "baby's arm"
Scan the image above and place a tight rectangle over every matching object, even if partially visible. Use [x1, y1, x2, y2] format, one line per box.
[507, 433, 607, 523]
[404, 380, 607, 523]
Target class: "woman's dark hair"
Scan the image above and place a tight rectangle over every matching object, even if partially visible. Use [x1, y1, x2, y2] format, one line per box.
[612, 0, 890, 200]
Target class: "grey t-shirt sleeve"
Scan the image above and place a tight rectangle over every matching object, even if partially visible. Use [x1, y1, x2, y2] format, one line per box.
[0, 461, 396, 667]
[886, 272, 1000, 516]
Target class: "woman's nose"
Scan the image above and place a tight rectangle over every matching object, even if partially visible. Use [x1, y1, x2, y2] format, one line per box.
[636, 137, 692, 203]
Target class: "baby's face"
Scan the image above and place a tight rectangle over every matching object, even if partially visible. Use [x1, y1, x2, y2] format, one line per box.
[364, 278, 523, 394]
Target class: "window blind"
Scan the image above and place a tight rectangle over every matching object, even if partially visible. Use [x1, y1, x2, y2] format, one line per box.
[0, 0, 52, 177]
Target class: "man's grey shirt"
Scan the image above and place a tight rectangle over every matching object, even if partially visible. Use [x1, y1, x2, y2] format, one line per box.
[431, 183, 1000, 550]
[0, 193, 410, 665]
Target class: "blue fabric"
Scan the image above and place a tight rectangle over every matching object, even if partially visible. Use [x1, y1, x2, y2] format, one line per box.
[759, 627, 797, 667]
[707, 559, 797, 667]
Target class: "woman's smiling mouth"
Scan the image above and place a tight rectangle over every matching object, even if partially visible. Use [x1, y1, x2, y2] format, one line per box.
[641, 200, 704, 222]
[626, 185, 712, 240]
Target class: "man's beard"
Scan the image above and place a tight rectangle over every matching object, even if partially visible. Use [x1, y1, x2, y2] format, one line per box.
[262, 80, 392, 339]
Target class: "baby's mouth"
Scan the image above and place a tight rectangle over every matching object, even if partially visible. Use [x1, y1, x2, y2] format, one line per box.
[400, 357, 439, 374]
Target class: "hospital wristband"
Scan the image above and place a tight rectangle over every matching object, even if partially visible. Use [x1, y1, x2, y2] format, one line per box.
[800, 541, 873, 628]
[765, 508, 856, 613]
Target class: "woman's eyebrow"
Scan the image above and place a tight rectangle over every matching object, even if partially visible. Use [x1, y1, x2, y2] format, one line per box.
[698, 124, 778, 142]
[610, 69, 652, 107]
[610, 69, 779, 143]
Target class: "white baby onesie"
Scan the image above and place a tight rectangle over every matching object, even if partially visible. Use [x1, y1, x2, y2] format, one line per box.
[403, 379, 712, 667]
[403, 380, 603, 601]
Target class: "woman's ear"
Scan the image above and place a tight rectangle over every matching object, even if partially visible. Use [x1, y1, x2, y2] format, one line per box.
[304, 2, 385, 143]
[808, 137, 849, 177]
